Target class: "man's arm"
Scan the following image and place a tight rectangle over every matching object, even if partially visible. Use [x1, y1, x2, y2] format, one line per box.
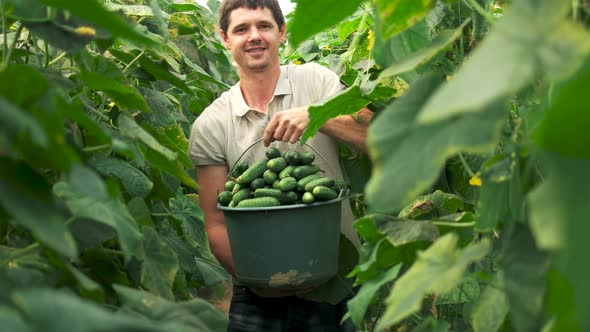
[196, 165, 235, 276]
[263, 106, 374, 153]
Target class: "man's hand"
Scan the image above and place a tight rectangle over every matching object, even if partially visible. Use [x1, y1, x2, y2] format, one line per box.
[263, 107, 309, 146]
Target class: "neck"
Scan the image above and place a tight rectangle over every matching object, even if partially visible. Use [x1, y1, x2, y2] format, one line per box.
[238, 65, 280, 113]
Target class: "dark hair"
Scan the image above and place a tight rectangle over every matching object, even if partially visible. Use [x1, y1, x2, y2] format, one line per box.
[219, 0, 285, 34]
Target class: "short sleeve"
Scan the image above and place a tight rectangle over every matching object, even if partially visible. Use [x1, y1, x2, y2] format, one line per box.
[188, 107, 227, 166]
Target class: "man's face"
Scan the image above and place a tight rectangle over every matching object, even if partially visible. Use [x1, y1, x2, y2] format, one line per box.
[222, 7, 285, 73]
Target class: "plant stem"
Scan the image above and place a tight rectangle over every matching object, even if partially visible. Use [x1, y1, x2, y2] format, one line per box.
[1, 0, 7, 67]
[101, 248, 124, 256]
[1, 242, 40, 266]
[463, 0, 496, 23]
[82, 144, 111, 153]
[44, 42, 50, 68]
[123, 50, 145, 73]
[0, 24, 23, 71]
[48, 51, 67, 66]
[573, 0, 580, 21]
[432, 221, 476, 228]
[458, 152, 476, 177]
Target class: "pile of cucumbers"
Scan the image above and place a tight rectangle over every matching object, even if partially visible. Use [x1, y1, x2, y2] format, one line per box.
[217, 147, 345, 208]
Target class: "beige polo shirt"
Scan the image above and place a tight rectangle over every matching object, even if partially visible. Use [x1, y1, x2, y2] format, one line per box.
[189, 62, 360, 248]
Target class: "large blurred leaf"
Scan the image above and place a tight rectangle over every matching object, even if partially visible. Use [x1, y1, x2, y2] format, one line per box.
[89, 155, 153, 198]
[0, 64, 49, 109]
[373, 19, 430, 82]
[528, 152, 590, 331]
[346, 263, 402, 328]
[0, 97, 48, 148]
[374, 0, 435, 40]
[114, 285, 228, 332]
[376, 234, 490, 331]
[366, 74, 506, 213]
[470, 280, 509, 332]
[302, 85, 395, 144]
[379, 20, 469, 78]
[475, 180, 509, 232]
[532, 58, 590, 158]
[53, 164, 144, 262]
[289, 0, 363, 48]
[11, 288, 182, 331]
[500, 224, 549, 332]
[0, 306, 30, 332]
[140, 227, 178, 300]
[0, 158, 77, 260]
[417, 0, 590, 124]
[37, 0, 155, 46]
[193, 257, 230, 286]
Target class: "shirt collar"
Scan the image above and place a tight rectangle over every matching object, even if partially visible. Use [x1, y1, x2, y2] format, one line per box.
[231, 66, 292, 117]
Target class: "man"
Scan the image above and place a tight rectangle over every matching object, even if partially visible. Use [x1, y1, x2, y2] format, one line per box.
[189, 0, 373, 330]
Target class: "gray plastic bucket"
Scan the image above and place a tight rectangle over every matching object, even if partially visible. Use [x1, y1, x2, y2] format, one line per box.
[218, 193, 346, 290]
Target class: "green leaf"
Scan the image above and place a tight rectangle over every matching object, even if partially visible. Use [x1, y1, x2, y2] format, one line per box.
[193, 257, 230, 286]
[375, 0, 435, 40]
[366, 74, 506, 213]
[471, 280, 509, 332]
[417, 1, 590, 124]
[55, 96, 110, 144]
[379, 220, 439, 246]
[113, 285, 228, 332]
[140, 227, 178, 300]
[348, 238, 397, 282]
[373, 19, 430, 82]
[301, 235, 358, 305]
[545, 269, 582, 332]
[532, 59, 590, 158]
[346, 264, 402, 328]
[0, 158, 77, 260]
[0, 64, 49, 109]
[475, 180, 509, 232]
[500, 224, 549, 332]
[89, 155, 153, 198]
[11, 288, 176, 331]
[53, 164, 144, 262]
[118, 114, 177, 161]
[64, 262, 104, 303]
[302, 86, 371, 144]
[436, 273, 480, 304]
[289, 0, 364, 48]
[376, 234, 490, 331]
[527, 152, 590, 330]
[379, 19, 469, 78]
[0, 306, 31, 332]
[79, 55, 150, 113]
[0, 97, 48, 148]
[37, 0, 155, 46]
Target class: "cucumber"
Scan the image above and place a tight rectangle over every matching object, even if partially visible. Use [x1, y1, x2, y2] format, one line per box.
[231, 183, 243, 195]
[302, 192, 315, 204]
[254, 188, 297, 203]
[276, 177, 297, 192]
[228, 200, 237, 208]
[237, 197, 281, 208]
[265, 147, 281, 160]
[236, 159, 267, 185]
[263, 169, 278, 184]
[278, 165, 296, 179]
[297, 174, 323, 191]
[312, 186, 338, 200]
[267, 157, 288, 172]
[299, 151, 315, 165]
[283, 150, 301, 165]
[250, 178, 266, 190]
[231, 162, 249, 178]
[272, 179, 281, 189]
[292, 164, 321, 179]
[304, 177, 335, 192]
[217, 191, 233, 206]
[225, 180, 236, 191]
[232, 188, 252, 204]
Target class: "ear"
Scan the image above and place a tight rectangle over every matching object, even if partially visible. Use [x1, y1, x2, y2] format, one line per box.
[278, 24, 286, 43]
[220, 29, 231, 49]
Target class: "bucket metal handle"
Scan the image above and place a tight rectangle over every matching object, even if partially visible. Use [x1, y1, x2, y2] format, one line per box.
[228, 138, 338, 180]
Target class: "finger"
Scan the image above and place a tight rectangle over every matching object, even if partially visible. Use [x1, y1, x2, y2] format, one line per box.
[263, 117, 277, 146]
[273, 120, 287, 142]
[282, 125, 295, 143]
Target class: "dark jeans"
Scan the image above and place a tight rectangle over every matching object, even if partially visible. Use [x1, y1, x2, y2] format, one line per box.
[227, 286, 355, 332]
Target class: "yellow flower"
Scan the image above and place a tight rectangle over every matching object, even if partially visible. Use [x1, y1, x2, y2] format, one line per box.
[323, 45, 332, 51]
[108, 101, 116, 108]
[469, 175, 482, 187]
[293, 59, 302, 65]
[74, 26, 96, 37]
[367, 29, 374, 51]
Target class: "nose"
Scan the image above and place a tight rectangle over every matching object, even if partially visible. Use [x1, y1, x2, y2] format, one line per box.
[248, 27, 261, 42]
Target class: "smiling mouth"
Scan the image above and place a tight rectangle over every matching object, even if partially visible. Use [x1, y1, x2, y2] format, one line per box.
[246, 47, 266, 53]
